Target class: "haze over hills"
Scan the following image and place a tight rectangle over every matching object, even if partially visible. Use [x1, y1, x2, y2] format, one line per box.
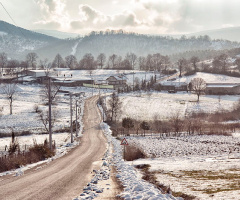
[33, 29, 81, 39]
[1, 20, 240, 61]
[187, 27, 240, 42]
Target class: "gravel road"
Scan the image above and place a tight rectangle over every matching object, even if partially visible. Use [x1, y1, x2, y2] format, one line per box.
[0, 96, 107, 200]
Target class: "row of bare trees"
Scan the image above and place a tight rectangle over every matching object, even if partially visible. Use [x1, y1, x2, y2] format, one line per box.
[0, 51, 174, 75]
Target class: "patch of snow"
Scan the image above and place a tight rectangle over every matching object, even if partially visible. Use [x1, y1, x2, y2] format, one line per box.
[71, 39, 81, 55]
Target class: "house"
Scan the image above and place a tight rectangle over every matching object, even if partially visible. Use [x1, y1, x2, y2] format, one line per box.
[26, 70, 47, 77]
[106, 75, 127, 89]
[206, 83, 240, 95]
[159, 81, 188, 91]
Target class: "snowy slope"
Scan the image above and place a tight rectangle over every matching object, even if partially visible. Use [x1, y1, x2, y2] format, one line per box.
[169, 72, 240, 84]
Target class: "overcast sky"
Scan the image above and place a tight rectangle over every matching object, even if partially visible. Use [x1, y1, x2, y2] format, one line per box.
[1, 0, 240, 35]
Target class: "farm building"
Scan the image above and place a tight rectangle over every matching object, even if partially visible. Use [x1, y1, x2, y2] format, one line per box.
[26, 70, 47, 77]
[106, 75, 127, 89]
[158, 81, 188, 91]
[206, 83, 240, 95]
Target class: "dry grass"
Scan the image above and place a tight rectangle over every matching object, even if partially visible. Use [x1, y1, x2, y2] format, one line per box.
[124, 145, 146, 161]
[0, 141, 55, 173]
[135, 164, 196, 200]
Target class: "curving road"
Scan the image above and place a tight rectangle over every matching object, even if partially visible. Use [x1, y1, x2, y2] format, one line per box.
[0, 96, 107, 200]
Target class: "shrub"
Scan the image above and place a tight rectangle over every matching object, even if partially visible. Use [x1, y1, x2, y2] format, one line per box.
[125, 145, 145, 161]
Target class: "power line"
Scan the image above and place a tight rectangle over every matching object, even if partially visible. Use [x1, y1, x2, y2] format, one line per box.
[0, 2, 26, 38]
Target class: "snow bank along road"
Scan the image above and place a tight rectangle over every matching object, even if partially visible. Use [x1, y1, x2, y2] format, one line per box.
[0, 96, 107, 200]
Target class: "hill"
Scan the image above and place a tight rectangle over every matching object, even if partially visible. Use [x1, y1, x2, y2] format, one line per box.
[0, 20, 60, 59]
[1, 21, 240, 61]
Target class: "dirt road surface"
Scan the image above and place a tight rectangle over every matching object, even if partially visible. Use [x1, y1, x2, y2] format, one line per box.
[0, 96, 108, 200]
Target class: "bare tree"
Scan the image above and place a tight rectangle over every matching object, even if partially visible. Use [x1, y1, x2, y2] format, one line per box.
[212, 54, 229, 72]
[79, 53, 96, 70]
[108, 54, 117, 69]
[122, 117, 134, 135]
[0, 52, 7, 75]
[138, 56, 146, 70]
[26, 52, 38, 69]
[108, 92, 122, 121]
[97, 53, 106, 69]
[152, 53, 163, 72]
[39, 59, 52, 76]
[234, 58, 240, 71]
[19, 61, 27, 72]
[125, 53, 137, 70]
[52, 54, 65, 68]
[146, 54, 154, 71]
[140, 121, 150, 136]
[38, 108, 59, 133]
[65, 55, 78, 69]
[190, 56, 200, 71]
[6, 59, 19, 75]
[171, 111, 184, 136]
[177, 58, 187, 77]
[190, 77, 206, 102]
[0, 83, 18, 115]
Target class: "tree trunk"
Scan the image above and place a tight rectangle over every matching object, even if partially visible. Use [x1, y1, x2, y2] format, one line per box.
[10, 97, 13, 115]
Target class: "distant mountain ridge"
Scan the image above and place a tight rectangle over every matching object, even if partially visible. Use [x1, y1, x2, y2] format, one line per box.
[1, 20, 240, 61]
[187, 27, 240, 42]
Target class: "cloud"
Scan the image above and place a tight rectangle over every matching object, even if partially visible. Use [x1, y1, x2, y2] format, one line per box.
[21, 0, 240, 34]
[70, 4, 141, 30]
[133, 0, 240, 33]
[34, 0, 70, 29]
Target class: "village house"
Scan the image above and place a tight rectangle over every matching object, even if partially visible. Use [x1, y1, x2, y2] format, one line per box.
[106, 75, 127, 89]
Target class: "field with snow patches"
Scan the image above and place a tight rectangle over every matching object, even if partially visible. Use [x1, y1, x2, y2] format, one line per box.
[127, 135, 240, 199]
[116, 91, 240, 120]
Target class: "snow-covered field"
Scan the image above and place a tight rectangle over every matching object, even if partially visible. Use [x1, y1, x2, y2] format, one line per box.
[127, 135, 240, 200]
[168, 72, 240, 84]
[53, 69, 158, 85]
[0, 84, 93, 134]
[127, 135, 240, 158]
[117, 91, 239, 120]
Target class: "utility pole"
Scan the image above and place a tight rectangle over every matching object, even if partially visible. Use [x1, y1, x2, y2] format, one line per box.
[70, 93, 73, 143]
[75, 99, 78, 137]
[48, 77, 52, 150]
[132, 71, 135, 91]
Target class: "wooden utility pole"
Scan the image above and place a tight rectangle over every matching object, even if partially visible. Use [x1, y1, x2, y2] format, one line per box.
[70, 93, 73, 143]
[75, 99, 78, 137]
[48, 77, 52, 150]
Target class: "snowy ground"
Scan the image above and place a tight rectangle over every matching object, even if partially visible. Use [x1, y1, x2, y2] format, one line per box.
[53, 69, 158, 85]
[127, 135, 240, 200]
[98, 123, 179, 200]
[166, 72, 240, 84]
[0, 84, 98, 134]
[115, 91, 240, 120]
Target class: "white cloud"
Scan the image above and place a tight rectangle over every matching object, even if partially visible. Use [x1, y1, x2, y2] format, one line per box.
[71, 4, 141, 31]
[1, 0, 240, 34]
[34, 0, 70, 29]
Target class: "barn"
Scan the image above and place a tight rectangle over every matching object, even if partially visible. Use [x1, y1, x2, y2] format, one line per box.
[206, 83, 240, 95]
